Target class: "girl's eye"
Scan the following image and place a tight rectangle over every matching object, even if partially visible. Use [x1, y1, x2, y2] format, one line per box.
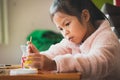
[65, 22, 70, 26]
[58, 27, 63, 31]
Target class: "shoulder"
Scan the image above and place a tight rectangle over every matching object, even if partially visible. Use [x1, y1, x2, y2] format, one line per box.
[83, 20, 119, 48]
[92, 20, 119, 46]
[97, 20, 117, 39]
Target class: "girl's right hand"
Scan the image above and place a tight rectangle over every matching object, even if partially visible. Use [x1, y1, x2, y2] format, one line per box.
[24, 41, 40, 68]
[27, 41, 39, 54]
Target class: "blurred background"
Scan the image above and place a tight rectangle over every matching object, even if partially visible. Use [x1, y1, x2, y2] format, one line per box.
[0, 0, 56, 64]
[0, 0, 117, 65]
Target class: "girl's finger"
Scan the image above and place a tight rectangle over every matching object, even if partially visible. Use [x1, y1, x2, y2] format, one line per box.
[26, 56, 41, 61]
[27, 61, 41, 69]
[27, 42, 39, 54]
[28, 53, 41, 57]
[27, 41, 31, 44]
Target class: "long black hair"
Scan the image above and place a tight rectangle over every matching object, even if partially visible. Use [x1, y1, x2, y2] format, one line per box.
[50, 0, 107, 29]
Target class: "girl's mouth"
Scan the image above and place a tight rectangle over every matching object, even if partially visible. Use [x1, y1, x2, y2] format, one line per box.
[68, 37, 73, 41]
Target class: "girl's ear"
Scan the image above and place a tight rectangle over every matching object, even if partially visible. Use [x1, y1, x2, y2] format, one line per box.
[81, 9, 90, 22]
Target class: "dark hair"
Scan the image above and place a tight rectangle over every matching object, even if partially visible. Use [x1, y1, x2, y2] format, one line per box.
[50, 0, 107, 29]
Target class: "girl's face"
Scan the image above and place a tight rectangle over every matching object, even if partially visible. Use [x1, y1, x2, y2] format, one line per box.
[53, 12, 88, 44]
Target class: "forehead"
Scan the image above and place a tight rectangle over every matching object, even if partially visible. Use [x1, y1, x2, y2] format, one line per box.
[53, 12, 70, 22]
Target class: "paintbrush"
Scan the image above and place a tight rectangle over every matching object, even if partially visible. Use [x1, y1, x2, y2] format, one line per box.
[30, 36, 32, 43]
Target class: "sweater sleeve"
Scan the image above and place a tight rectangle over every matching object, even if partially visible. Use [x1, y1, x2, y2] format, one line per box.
[74, 44, 117, 78]
[40, 39, 72, 59]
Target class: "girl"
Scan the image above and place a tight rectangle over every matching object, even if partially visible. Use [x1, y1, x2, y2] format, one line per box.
[27, 0, 120, 80]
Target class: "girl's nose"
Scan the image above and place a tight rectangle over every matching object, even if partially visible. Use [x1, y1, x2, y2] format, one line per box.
[63, 29, 69, 36]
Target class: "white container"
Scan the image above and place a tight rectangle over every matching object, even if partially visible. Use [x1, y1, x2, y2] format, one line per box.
[20, 45, 28, 68]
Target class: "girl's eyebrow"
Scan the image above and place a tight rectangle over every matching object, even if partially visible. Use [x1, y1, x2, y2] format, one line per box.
[56, 17, 67, 28]
[56, 16, 70, 28]
[61, 17, 70, 26]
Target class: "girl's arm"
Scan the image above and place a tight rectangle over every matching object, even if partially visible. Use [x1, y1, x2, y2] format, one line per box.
[40, 39, 73, 59]
[26, 39, 73, 70]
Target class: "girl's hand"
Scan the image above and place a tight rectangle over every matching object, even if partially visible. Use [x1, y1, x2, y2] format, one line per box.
[26, 53, 56, 71]
[27, 41, 39, 54]
[26, 41, 56, 71]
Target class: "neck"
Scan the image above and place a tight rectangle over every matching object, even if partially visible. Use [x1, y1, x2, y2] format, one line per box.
[95, 20, 105, 28]
[82, 22, 96, 43]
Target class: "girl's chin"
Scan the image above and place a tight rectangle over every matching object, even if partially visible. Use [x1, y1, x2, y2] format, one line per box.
[74, 40, 82, 45]
[70, 40, 81, 45]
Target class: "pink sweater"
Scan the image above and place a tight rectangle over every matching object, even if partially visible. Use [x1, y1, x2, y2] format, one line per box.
[41, 20, 120, 80]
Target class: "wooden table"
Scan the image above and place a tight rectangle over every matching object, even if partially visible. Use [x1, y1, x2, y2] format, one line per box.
[0, 65, 81, 80]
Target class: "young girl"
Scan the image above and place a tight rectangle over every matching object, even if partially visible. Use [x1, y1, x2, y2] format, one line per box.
[26, 0, 120, 80]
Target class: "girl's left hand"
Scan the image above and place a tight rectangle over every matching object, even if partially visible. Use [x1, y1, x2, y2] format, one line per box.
[26, 53, 56, 71]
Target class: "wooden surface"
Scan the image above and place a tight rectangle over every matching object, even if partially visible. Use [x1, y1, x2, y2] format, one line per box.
[0, 65, 81, 80]
[0, 72, 81, 80]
